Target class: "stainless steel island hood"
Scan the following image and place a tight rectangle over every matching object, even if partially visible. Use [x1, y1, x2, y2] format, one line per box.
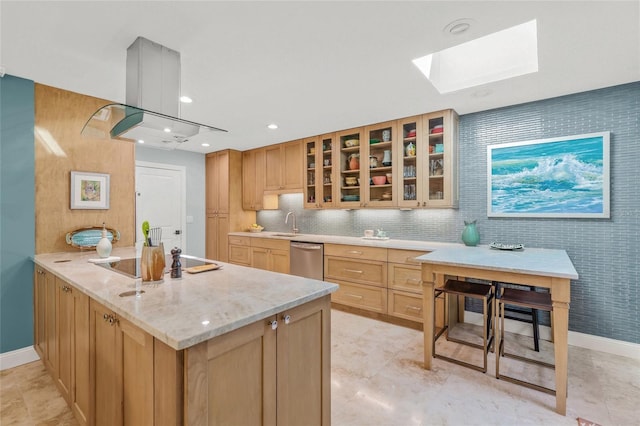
[82, 37, 226, 148]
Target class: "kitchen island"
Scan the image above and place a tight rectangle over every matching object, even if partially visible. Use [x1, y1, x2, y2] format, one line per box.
[416, 245, 578, 416]
[34, 247, 337, 425]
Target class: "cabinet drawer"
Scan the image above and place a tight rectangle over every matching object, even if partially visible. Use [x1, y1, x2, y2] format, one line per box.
[228, 244, 251, 265]
[251, 237, 290, 251]
[387, 249, 429, 265]
[228, 235, 250, 246]
[331, 280, 387, 313]
[388, 263, 423, 294]
[324, 257, 387, 287]
[388, 290, 424, 323]
[324, 244, 387, 261]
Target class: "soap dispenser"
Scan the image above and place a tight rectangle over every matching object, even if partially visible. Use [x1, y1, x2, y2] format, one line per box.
[96, 223, 112, 258]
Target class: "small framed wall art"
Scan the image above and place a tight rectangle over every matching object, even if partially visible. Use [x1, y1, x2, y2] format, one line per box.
[487, 132, 610, 218]
[70, 171, 110, 209]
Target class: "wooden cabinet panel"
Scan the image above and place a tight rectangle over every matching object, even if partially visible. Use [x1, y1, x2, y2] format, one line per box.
[185, 295, 331, 426]
[324, 243, 387, 261]
[331, 280, 387, 313]
[34, 267, 49, 362]
[388, 290, 424, 322]
[243, 148, 265, 211]
[45, 269, 57, 375]
[90, 299, 154, 426]
[265, 141, 303, 192]
[56, 278, 90, 425]
[206, 214, 230, 262]
[249, 238, 290, 274]
[229, 244, 251, 266]
[228, 235, 250, 246]
[324, 257, 387, 287]
[388, 263, 423, 294]
[270, 249, 290, 274]
[251, 247, 270, 271]
[387, 249, 427, 265]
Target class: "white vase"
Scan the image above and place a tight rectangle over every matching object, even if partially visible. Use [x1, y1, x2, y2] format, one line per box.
[96, 228, 112, 258]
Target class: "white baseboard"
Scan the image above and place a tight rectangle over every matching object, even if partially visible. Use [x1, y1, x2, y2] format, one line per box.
[0, 346, 40, 371]
[465, 311, 640, 361]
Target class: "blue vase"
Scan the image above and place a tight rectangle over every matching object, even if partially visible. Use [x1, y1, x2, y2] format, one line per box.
[461, 220, 480, 246]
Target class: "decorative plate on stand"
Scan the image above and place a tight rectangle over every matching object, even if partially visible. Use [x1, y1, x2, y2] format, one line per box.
[489, 242, 524, 251]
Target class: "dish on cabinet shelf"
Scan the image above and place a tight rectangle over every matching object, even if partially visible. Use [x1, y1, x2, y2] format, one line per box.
[342, 195, 360, 201]
[344, 139, 360, 147]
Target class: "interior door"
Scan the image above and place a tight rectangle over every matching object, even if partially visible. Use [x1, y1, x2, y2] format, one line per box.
[135, 162, 186, 253]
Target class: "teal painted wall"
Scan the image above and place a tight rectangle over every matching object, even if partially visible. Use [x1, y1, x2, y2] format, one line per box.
[0, 75, 35, 353]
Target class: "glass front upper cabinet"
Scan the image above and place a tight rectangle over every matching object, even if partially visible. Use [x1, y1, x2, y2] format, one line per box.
[363, 121, 396, 207]
[336, 127, 364, 208]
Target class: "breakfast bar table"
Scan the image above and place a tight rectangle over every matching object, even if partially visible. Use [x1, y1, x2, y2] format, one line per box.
[417, 245, 578, 415]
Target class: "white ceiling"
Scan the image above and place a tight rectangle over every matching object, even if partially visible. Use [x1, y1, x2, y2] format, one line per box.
[2, 1, 639, 153]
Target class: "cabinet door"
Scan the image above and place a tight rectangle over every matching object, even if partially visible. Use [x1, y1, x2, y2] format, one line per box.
[242, 150, 255, 210]
[217, 214, 230, 262]
[229, 244, 251, 265]
[205, 215, 217, 260]
[185, 316, 277, 425]
[216, 151, 230, 214]
[205, 153, 219, 214]
[336, 127, 365, 208]
[91, 300, 121, 426]
[34, 267, 48, 361]
[282, 140, 303, 190]
[45, 269, 57, 375]
[269, 249, 290, 274]
[251, 247, 270, 271]
[277, 296, 331, 426]
[396, 116, 424, 208]
[318, 133, 337, 209]
[264, 145, 283, 191]
[90, 300, 154, 426]
[58, 279, 90, 425]
[363, 121, 396, 208]
[423, 110, 459, 208]
[303, 137, 320, 208]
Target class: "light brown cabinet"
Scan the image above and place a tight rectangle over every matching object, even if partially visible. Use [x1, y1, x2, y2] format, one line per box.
[56, 278, 90, 425]
[206, 149, 255, 261]
[185, 295, 331, 426]
[34, 267, 56, 373]
[90, 299, 154, 426]
[303, 133, 337, 209]
[387, 249, 427, 322]
[363, 120, 396, 207]
[396, 110, 459, 208]
[251, 238, 290, 274]
[336, 127, 365, 208]
[228, 235, 251, 266]
[265, 140, 304, 192]
[242, 148, 266, 211]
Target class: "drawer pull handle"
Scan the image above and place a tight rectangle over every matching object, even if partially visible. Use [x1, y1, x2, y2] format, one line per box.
[344, 269, 363, 274]
[347, 250, 363, 255]
[407, 306, 422, 312]
[345, 293, 364, 299]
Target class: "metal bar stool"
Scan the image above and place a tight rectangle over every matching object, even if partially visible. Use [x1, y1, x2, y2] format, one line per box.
[496, 287, 555, 395]
[494, 282, 542, 351]
[433, 279, 494, 373]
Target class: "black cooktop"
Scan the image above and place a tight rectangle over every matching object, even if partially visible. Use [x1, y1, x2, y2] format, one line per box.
[95, 255, 213, 279]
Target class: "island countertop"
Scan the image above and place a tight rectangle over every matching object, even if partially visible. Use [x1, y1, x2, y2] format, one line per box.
[415, 245, 579, 279]
[34, 247, 338, 350]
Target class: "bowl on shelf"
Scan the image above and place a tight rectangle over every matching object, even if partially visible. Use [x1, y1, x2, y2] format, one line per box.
[381, 192, 392, 200]
[369, 138, 381, 144]
[372, 176, 387, 185]
[344, 139, 360, 148]
[430, 125, 444, 134]
[386, 173, 392, 184]
[343, 195, 360, 201]
[345, 176, 358, 186]
[248, 225, 264, 233]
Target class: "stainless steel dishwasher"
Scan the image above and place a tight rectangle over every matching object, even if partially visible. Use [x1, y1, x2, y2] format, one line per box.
[290, 241, 324, 280]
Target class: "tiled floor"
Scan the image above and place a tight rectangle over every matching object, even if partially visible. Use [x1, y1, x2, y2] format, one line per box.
[2, 309, 639, 425]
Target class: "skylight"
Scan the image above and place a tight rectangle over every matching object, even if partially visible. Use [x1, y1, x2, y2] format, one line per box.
[413, 20, 539, 93]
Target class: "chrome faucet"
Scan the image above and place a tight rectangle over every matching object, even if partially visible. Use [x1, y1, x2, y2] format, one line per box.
[285, 211, 299, 234]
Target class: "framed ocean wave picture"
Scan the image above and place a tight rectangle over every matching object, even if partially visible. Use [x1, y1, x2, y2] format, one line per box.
[487, 132, 610, 218]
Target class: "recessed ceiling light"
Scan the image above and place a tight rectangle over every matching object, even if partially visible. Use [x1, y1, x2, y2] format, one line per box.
[444, 18, 474, 36]
[137, 139, 144, 144]
[180, 96, 193, 103]
[267, 123, 278, 130]
[201, 143, 210, 147]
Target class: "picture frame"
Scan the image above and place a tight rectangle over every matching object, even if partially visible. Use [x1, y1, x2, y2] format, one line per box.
[70, 171, 110, 209]
[487, 131, 610, 218]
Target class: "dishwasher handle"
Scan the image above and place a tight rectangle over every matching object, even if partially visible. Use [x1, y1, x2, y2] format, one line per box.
[290, 242, 323, 250]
